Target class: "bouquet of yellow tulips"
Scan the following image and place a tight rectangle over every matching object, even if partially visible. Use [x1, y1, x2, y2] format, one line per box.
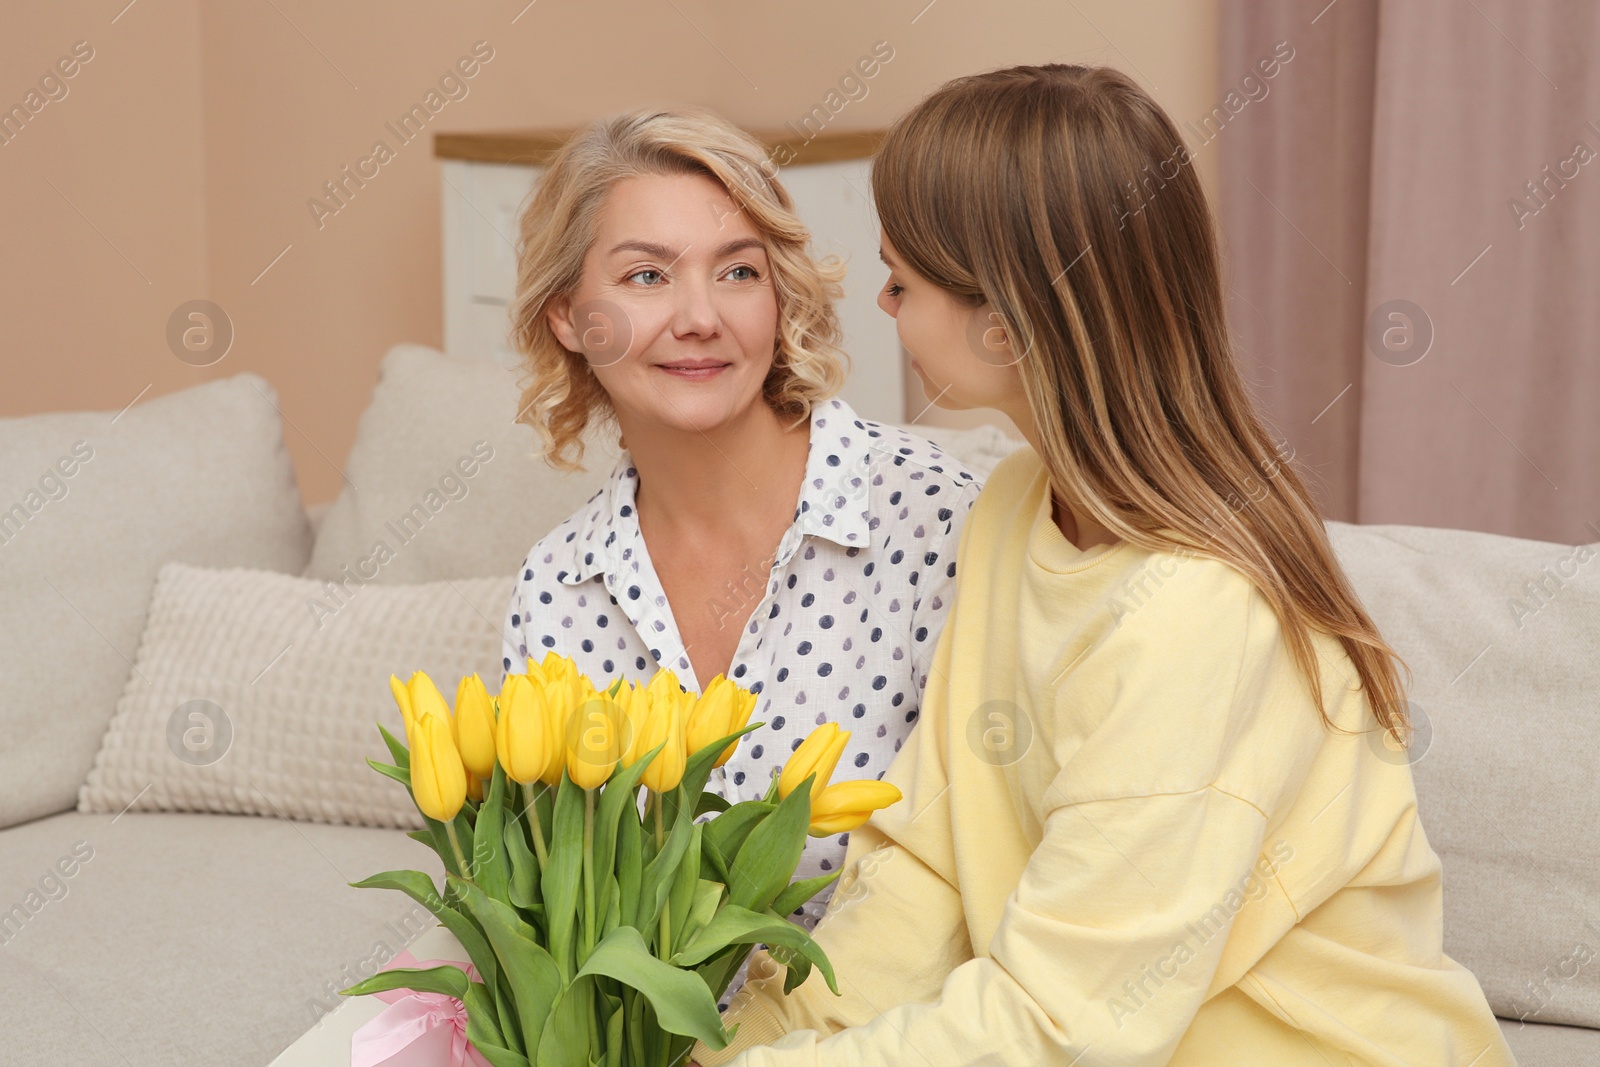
[340, 651, 902, 1067]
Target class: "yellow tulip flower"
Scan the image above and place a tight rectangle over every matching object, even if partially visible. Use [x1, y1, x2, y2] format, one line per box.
[636, 673, 687, 793]
[537, 673, 570, 788]
[410, 699, 469, 823]
[541, 651, 582, 707]
[615, 681, 651, 766]
[496, 673, 551, 785]
[405, 671, 453, 725]
[566, 680, 622, 790]
[496, 669, 520, 708]
[388, 674, 416, 738]
[808, 779, 902, 836]
[778, 723, 851, 800]
[452, 673, 497, 780]
[686, 673, 757, 767]
[392, 671, 446, 758]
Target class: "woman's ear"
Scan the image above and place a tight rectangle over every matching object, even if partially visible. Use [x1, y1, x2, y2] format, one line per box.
[545, 295, 580, 352]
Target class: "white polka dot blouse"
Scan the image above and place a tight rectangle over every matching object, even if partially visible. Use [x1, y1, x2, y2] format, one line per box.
[499, 396, 982, 969]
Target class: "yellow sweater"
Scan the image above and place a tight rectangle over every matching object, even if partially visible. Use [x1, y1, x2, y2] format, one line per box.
[692, 446, 1515, 1067]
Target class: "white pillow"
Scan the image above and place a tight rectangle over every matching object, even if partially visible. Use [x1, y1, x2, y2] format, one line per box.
[1327, 520, 1600, 1027]
[305, 344, 620, 585]
[78, 561, 513, 829]
[0, 374, 310, 829]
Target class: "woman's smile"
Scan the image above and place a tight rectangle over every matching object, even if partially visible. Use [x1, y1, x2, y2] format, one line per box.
[655, 357, 732, 381]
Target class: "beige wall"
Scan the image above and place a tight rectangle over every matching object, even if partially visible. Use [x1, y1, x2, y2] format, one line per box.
[2, 0, 1217, 505]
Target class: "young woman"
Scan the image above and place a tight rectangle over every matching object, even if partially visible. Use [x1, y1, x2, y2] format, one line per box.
[690, 65, 1514, 1066]
[498, 106, 983, 1006]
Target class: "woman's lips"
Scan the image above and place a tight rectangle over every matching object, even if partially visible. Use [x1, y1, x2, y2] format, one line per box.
[655, 362, 730, 380]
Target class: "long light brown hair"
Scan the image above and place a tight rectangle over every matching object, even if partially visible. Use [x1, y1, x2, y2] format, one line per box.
[872, 63, 1409, 743]
[507, 105, 848, 471]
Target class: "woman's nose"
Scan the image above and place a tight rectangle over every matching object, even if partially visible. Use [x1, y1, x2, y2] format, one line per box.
[670, 277, 721, 338]
[877, 286, 898, 318]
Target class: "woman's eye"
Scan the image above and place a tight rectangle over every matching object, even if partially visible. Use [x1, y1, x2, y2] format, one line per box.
[726, 265, 760, 281]
[627, 269, 663, 285]
[885, 282, 904, 297]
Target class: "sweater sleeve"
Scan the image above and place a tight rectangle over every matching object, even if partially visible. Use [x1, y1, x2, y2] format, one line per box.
[696, 559, 1315, 1066]
[703, 788, 1272, 1067]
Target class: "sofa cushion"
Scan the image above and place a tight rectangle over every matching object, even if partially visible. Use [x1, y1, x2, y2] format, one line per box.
[78, 562, 512, 829]
[0, 375, 311, 831]
[1498, 1017, 1600, 1065]
[1327, 520, 1600, 1029]
[304, 344, 620, 585]
[0, 810, 444, 1066]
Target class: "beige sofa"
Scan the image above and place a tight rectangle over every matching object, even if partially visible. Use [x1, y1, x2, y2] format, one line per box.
[1, 343, 1595, 1066]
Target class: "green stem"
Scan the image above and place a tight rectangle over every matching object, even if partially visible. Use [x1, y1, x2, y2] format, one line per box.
[444, 819, 470, 880]
[654, 793, 672, 958]
[522, 781, 550, 867]
[582, 786, 596, 960]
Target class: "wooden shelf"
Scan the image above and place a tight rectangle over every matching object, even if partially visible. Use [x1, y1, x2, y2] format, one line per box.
[433, 127, 884, 167]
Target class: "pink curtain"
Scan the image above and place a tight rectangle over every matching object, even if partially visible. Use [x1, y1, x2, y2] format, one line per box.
[1217, 0, 1600, 545]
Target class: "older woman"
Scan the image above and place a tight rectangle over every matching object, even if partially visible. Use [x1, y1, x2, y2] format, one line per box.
[496, 105, 980, 1005]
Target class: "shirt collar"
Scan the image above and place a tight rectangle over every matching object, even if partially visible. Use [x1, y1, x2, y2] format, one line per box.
[556, 396, 876, 587]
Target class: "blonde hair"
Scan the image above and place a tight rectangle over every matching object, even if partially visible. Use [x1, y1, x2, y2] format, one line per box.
[507, 105, 849, 470]
[871, 63, 1410, 743]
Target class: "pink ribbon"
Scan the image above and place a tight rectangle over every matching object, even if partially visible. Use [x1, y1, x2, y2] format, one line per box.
[350, 948, 494, 1067]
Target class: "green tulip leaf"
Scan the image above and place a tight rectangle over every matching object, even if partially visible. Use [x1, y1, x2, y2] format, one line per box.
[693, 944, 748, 1004]
[575, 925, 731, 1049]
[502, 818, 540, 912]
[769, 868, 842, 921]
[680, 878, 725, 948]
[668, 903, 838, 996]
[461, 980, 519, 1060]
[699, 800, 772, 886]
[624, 984, 648, 1067]
[603, 995, 625, 1067]
[782, 949, 814, 995]
[345, 869, 501, 997]
[694, 791, 731, 818]
[416, 806, 476, 880]
[462, 1037, 529, 1067]
[536, 974, 597, 1067]
[616, 798, 644, 930]
[365, 758, 411, 789]
[471, 763, 510, 901]
[593, 739, 665, 929]
[679, 722, 765, 806]
[728, 778, 812, 913]
[544, 771, 586, 982]
[666, 822, 703, 955]
[447, 875, 564, 1056]
[473, 972, 525, 1058]
[338, 963, 468, 999]
[637, 804, 693, 930]
[377, 722, 411, 769]
[601, 871, 622, 939]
